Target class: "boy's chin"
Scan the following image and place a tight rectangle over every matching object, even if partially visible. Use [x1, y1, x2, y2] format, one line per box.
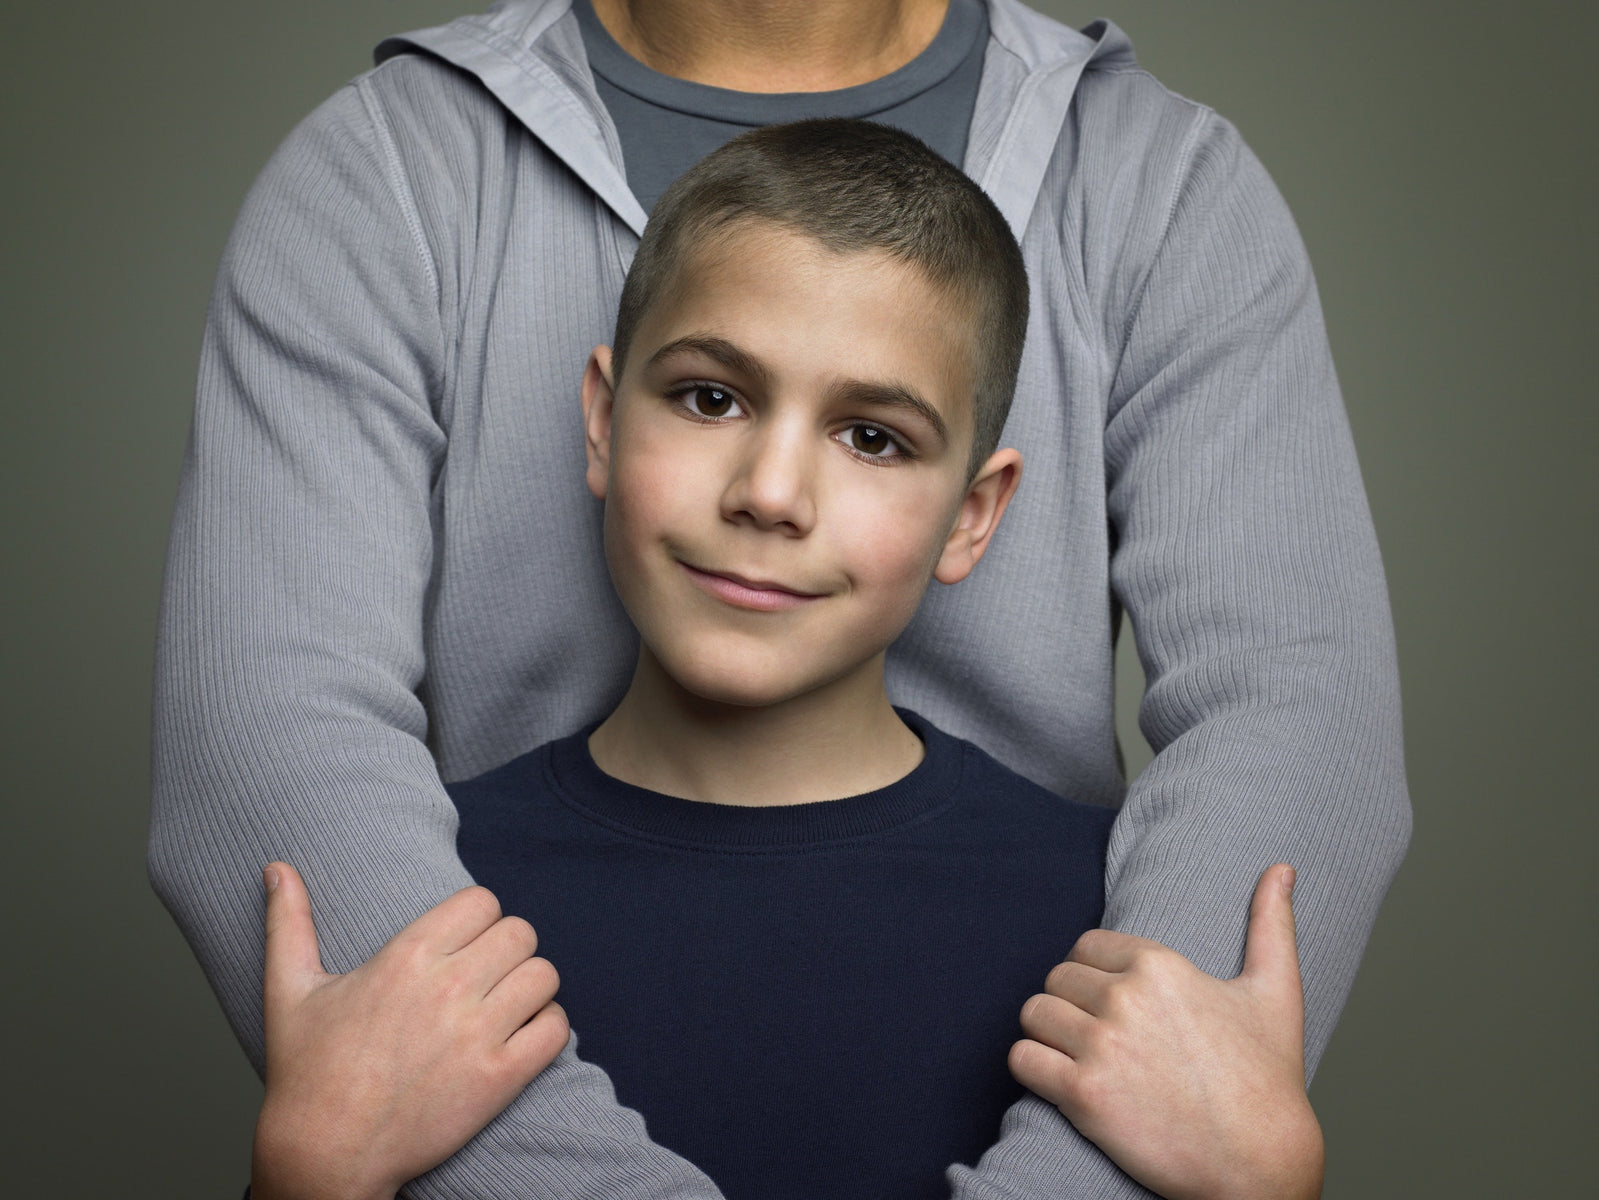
[670, 666, 821, 711]
[654, 644, 862, 712]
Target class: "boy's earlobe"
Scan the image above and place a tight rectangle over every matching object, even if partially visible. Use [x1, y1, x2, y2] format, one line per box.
[580, 347, 617, 501]
[934, 448, 1023, 585]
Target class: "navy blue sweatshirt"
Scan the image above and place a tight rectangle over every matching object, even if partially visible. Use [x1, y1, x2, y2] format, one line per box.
[452, 711, 1113, 1199]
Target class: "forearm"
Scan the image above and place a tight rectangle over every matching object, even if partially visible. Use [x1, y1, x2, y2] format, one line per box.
[950, 106, 1406, 1199]
[153, 77, 722, 1200]
[1097, 677, 1407, 1074]
[1094, 115, 1411, 1072]
[949, 1099, 1158, 1199]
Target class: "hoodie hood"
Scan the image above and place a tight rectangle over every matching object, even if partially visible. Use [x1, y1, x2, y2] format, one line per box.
[375, 0, 1136, 241]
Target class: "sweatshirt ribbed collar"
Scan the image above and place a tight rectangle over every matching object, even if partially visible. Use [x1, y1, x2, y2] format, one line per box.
[541, 708, 965, 850]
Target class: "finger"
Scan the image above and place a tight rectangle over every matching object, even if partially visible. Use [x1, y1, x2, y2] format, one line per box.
[400, 884, 505, 955]
[1241, 864, 1302, 1003]
[455, 914, 540, 991]
[1018, 991, 1094, 1058]
[261, 862, 325, 1012]
[503, 1001, 571, 1081]
[484, 955, 561, 1035]
[1007, 1037, 1080, 1111]
[1065, 927, 1156, 973]
[1043, 959, 1115, 1015]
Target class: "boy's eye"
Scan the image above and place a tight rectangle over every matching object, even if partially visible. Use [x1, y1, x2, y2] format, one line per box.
[842, 424, 903, 459]
[679, 385, 742, 419]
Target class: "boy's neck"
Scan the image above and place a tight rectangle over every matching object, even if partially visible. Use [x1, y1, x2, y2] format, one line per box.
[588, 650, 924, 806]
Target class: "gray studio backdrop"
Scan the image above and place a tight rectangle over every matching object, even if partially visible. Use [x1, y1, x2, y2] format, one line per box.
[5, 1, 1593, 1194]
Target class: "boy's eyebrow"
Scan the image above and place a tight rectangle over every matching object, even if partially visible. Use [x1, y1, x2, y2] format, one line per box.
[646, 335, 771, 389]
[827, 380, 950, 447]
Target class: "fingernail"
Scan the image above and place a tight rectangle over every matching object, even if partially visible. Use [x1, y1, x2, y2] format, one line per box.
[263, 865, 280, 893]
[1282, 865, 1297, 897]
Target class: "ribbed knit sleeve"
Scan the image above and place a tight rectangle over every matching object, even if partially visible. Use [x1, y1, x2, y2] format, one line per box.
[1100, 108, 1410, 1063]
[950, 91, 1411, 1200]
[148, 78, 721, 1199]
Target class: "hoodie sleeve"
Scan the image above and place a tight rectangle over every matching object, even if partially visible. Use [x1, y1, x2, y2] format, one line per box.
[148, 79, 724, 1200]
[949, 102, 1410, 1198]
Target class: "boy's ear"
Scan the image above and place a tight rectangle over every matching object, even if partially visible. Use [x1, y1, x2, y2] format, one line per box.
[934, 448, 1023, 585]
[580, 346, 616, 501]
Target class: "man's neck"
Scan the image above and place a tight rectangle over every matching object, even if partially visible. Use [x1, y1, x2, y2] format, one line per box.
[587, 0, 951, 93]
[588, 650, 924, 806]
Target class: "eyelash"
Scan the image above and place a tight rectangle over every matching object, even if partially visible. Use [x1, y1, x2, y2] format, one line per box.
[837, 423, 912, 464]
[665, 382, 915, 465]
[669, 382, 745, 422]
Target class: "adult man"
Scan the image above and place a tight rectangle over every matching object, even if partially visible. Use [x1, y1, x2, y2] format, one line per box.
[151, 1, 1409, 1195]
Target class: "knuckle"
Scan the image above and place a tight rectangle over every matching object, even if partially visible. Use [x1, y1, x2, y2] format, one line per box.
[1071, 928, 1120, 963]
[544, 1001, 571, 1043]
[1132, 951, 1183, 997]
[1100, 980, 1135, 1021]
[481, 1048, 520, 1092]
[532, 956, 560, 994]
[1019, 992, 1049, 1028]
[1095, 1020, 1126, 1059]
[436, 961, 475, 1005]
[536, 1018, 570, 1064]
[1072, 1065, 1107, 1111]
[512, 1003, 571, 1069]
[460, 885, 503, 921]
[392, 935, 435, 975]
[1007, 1039, 1040, 1080]
[500, 915, 538, 952]
[1136, 943, 1171, 972]
[1125, 953, 1162, 989]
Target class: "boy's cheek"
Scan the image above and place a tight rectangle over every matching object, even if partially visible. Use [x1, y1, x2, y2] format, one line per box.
[606, 461, 701, 554]
[845, 486, 964, 587]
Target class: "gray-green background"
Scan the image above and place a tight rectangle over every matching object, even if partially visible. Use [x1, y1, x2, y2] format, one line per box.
[5, 1, 1593, 1193]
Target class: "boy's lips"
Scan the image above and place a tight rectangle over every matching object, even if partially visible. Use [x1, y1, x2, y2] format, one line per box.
[678, 562, 825, 612]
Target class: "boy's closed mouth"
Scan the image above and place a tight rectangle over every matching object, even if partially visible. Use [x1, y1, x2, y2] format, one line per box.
[678, 561, 825, 611]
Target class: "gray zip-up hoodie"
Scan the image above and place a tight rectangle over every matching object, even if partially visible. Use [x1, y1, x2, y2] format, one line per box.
[150, 0, 1410, 1195]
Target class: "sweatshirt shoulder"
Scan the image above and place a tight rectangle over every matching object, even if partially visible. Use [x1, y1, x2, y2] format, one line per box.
[354, 48, 519, 154]
[242, 49, 511, 229]
[1071, 52, 1236, 193]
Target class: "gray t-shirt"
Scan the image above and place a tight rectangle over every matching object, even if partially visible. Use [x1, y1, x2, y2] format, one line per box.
[575, 0, 988, 212]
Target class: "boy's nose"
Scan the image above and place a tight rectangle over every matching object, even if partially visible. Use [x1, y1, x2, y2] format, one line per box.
[720, 423, 817, 537]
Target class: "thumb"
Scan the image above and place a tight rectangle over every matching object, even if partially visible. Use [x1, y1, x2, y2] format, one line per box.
[261, 862, 327, 1014]
[1241, 864, 1303, 1007]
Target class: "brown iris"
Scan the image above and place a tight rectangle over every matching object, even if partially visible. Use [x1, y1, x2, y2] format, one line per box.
[850, 426, 892, 455]
[695, 386, 734, 417]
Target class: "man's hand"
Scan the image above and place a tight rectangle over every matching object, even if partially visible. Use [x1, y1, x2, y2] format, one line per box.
[251, 863, 570, 1200]
[1008, 864, 1324, 1200]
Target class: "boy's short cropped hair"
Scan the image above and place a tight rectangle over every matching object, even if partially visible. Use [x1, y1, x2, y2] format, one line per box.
[612, 118, 1030, 473]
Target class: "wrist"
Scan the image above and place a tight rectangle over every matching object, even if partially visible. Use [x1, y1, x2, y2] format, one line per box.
[1277, 1099, 1325, 1200]
[1225, 1095, 1324, 1200]
[1174, 1093, 1322, 1200]
[252, 1098, 398, 1200]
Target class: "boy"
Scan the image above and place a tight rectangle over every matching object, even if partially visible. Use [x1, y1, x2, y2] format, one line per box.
[251, 121, 1321, 1200]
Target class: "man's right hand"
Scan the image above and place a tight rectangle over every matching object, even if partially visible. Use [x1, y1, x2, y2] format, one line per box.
[251, 863, 569, 1200]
